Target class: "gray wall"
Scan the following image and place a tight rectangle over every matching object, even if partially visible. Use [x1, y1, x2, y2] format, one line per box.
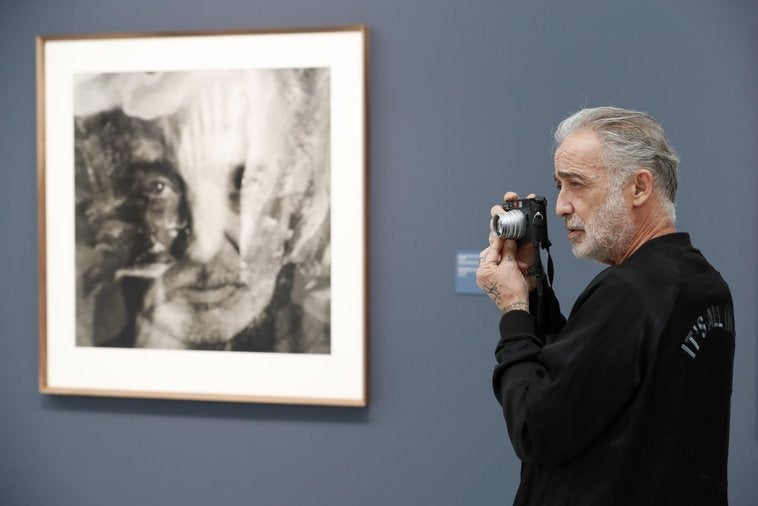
[1, 0, 756, 504]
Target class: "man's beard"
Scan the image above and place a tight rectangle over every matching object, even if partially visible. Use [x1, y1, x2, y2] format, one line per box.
[564, 184, 635, 264]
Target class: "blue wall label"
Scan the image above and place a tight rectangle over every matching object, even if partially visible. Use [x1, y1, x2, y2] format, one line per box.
[456, 250, 485, 295]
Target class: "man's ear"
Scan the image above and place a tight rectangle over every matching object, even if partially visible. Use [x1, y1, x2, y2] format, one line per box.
[631, 169, 654, 207]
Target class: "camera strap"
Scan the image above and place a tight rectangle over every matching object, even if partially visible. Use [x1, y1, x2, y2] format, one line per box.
[533, 240, 554, 298]
[545, 241, 554, 288]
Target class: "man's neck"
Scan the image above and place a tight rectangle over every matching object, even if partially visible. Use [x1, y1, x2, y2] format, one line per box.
[614, 212, 676, 265]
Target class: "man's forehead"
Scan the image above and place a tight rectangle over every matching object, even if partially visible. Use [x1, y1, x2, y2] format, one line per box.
[553, 131, 607, 179]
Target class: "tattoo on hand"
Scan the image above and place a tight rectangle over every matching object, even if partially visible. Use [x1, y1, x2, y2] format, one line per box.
[483, 283, 500, 299]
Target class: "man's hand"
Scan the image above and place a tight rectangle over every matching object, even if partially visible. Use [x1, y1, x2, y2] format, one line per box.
[476, 192, 536, 313]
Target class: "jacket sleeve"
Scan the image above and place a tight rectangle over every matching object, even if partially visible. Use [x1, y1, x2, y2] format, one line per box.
[492, 275, 645, 465]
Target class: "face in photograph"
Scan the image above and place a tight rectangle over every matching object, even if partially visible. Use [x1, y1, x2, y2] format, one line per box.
[74, 69, 332, 352]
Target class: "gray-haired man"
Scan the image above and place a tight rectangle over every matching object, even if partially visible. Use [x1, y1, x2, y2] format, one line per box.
[477, 107, 735, 505]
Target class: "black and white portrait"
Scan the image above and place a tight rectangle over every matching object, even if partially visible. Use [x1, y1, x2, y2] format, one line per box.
[73, 68, 332, 353]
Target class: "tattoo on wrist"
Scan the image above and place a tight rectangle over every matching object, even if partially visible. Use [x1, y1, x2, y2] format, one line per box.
[502, 301, 529, 314]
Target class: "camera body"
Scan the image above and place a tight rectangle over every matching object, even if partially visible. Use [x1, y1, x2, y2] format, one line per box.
[491, 196, 549, 246]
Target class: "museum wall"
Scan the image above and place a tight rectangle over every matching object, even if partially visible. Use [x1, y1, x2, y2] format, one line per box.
[1, 0, 756, 504]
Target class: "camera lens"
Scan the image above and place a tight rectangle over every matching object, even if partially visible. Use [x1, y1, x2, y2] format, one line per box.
[492, 209, 526, 239]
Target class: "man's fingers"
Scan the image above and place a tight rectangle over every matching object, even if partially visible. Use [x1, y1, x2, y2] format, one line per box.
[480, 244, 501, 265]
[481, 237, 518, 266]
[501, 237, 518, 260]
[490, 204, 505, 221]
[501, 191, 537, 202]
[503, 191, 520, 202]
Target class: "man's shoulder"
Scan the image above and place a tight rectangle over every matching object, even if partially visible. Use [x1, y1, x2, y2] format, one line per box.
[571, 266, 649, 316]
[576, 231, 730, 315]
[623, 232, 726, 287]
[625, 232, 694, 265]
[614, 232, 705, 283]
[573, 240, 685, 314]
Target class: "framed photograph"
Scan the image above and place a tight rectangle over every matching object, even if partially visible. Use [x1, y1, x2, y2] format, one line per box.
[37, 26, 369, 406]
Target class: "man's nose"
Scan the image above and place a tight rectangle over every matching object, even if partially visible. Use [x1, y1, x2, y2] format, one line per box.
[555, 190, 573, 217]
[183, 180, 231, 264]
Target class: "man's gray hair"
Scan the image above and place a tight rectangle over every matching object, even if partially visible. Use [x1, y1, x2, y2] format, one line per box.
[554, 106, 679, 221]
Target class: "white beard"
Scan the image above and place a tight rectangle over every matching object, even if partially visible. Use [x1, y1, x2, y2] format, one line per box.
[565, 185, 635, 264]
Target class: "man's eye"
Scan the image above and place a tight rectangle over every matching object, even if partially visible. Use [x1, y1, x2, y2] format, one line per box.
[140, 175, 179, 201]
[149, 181, 166, 195]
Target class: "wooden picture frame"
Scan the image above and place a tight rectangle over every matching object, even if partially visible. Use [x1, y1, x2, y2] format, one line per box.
[37, 26, 369, 406]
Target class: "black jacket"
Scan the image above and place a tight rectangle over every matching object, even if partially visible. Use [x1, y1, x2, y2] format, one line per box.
[493, 233, 735, 505]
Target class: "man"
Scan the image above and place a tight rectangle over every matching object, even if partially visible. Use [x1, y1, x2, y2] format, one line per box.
[476, 107, 735, 505]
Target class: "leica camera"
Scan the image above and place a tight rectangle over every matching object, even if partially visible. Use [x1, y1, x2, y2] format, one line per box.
[491, 196, 549, 246]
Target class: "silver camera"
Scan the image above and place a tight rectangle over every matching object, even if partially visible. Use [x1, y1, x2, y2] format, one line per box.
[491, 196, 549, 245]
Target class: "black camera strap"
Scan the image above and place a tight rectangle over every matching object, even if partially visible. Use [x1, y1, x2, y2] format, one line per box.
[533, 239, 554, 298]
[545, 241, 554, 288]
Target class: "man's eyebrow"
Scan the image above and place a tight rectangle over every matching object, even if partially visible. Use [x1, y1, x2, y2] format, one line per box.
[554, 170, 599, 183]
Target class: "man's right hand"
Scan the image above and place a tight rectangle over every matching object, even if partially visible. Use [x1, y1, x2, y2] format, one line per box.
[496, 192, 540, 290]
[476, 191, 540, 313]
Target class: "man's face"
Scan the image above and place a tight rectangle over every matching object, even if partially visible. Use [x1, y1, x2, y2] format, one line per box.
[553, 130, 634, 264]
[132, 71, 326, 349]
